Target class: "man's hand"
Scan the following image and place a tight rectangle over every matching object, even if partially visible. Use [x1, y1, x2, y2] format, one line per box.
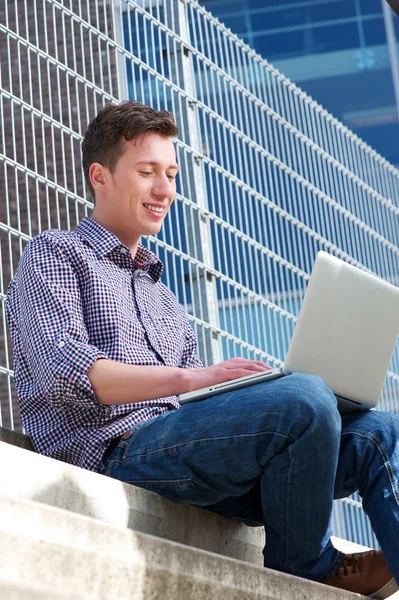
[183, 358, 272, 393]
[89, 358, 272, 405]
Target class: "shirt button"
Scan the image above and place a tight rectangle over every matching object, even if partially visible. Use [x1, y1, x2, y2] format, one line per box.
[58, 341, 66, 349]
[119, 247, 128, 255]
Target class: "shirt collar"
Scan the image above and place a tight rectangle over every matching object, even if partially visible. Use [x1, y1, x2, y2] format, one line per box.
[74, 217, 164, 282]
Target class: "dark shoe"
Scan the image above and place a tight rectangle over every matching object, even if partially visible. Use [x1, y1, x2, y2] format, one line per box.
[324, 551, 398, 599]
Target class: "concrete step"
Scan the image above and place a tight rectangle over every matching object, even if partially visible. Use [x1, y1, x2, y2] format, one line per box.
[2, 432, 397, 599]
[0, 580, 87, 600]
[0, 493, 366, 600]
[0, 436, 373, 564]
[0, 439, 265, 566]
[0, 426, 34, 451]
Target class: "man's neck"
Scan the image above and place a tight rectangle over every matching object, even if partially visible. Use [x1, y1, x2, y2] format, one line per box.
[90, 212, 139, 258]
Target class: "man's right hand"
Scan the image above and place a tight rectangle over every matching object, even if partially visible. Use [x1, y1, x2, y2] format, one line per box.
[183, 358, 273, 393]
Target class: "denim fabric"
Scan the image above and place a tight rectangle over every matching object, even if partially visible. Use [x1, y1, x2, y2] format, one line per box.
[99, 373, 399, 581]
[335, 409, 399, 581]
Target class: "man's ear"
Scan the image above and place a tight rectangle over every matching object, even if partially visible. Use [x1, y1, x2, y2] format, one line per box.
[89, 162, 106, 192]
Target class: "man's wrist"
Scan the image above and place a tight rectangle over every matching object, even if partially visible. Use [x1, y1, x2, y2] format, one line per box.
[177, 366, 193, 395]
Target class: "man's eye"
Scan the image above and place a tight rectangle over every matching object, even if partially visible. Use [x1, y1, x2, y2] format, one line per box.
[140, 171, 153, 176]
[167, 174, 177, 181]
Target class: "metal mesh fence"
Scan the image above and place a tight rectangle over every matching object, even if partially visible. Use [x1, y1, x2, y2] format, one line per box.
[2, 0, 399, 549]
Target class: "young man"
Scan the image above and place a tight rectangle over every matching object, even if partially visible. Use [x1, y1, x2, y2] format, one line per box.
[6, 101, 399, 597]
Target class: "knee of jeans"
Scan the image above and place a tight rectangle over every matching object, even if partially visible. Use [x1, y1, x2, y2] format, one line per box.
[289, 373, 341, 433]
[346, 409, 399, 451]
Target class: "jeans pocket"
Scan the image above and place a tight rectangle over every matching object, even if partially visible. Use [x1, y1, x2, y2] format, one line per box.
[120, 417, 159, 460]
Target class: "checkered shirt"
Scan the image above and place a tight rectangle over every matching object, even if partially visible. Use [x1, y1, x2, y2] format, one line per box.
[6, 217, 203, 471]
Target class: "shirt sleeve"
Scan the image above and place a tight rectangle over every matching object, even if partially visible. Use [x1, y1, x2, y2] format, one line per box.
[179, 318, 204, 370]
[7, 235, 108, 407]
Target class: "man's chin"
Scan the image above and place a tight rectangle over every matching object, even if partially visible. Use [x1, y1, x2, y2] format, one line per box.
[141, 223, 163, 237]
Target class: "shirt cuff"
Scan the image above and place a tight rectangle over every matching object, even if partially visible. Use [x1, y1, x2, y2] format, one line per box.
[45, 337, 108, 405]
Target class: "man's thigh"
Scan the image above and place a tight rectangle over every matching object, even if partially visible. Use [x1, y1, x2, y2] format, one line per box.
[102, 373, 335, 507]
[103, 379, 285, 507]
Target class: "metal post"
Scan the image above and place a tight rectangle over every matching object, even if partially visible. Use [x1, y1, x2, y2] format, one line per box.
[166, 0, 222, 365]
[111, 0, 129, 101]
[382, 0, 399, 122]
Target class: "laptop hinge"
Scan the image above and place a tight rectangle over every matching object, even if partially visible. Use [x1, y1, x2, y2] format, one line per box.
[335, 394, 362, 406]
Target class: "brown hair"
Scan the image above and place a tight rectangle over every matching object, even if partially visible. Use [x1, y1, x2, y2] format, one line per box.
[82, 101, 179, 200]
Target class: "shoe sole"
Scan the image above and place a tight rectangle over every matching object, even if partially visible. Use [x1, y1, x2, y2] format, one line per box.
[371, 577, 399, 600]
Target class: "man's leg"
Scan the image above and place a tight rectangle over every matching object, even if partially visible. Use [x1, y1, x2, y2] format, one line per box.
[334, 409, 399, 581]
[101, 373, 342, 580]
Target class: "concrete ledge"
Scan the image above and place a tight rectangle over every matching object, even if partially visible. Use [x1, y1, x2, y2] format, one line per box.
[0, 494, 367, 600]
[0, 427, 34, 451]
[0, 440, 265, 565]
[0, 440, 379, 568]
[0, 581, 86, 600]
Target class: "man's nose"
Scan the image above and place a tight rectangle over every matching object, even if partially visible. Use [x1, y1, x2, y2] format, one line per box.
[152, 175, 171, 197]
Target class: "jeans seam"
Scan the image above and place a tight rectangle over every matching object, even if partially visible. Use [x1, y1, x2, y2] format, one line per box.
[318, 551, 343, 583]
[341, 431, 399, 507]
[284, 444, 293, 570]
[122, 430, 294, 460]
[125, 477, 207, 487]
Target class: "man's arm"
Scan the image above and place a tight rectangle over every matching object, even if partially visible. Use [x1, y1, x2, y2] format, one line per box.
[88, 357, 271, 405]
[6, 235, 108, 406]
[8, 235, 270, 408]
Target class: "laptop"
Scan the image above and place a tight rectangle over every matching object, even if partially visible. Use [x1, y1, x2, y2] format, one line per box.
[178, 251, 399, 413]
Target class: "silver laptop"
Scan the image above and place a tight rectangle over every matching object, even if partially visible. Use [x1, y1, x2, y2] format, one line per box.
[179, 252, 399, 413]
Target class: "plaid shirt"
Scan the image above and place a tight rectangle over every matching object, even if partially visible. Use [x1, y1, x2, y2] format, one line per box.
[6, 217, 203, 471]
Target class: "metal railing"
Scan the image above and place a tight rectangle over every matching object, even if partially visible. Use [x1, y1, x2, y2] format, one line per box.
[2, 0, 399, 549]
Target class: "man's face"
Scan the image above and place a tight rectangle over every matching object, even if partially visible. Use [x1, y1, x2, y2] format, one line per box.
[96, 133, 178, 239]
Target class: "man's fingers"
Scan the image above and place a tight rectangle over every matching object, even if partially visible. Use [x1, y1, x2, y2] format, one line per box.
[218, 363, 272, 378]
[253, 360, 272, 369]
[222, 366, 272, 382]
[223, 358, 271, 371]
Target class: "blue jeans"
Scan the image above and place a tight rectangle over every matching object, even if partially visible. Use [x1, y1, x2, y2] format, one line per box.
[99, 373, 399, 582]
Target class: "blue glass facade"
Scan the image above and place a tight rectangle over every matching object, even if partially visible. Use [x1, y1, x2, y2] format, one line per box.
[201, 0, 399, 168]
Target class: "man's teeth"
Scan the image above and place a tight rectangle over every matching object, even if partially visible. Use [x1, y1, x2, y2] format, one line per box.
[144, 204, 164, 213]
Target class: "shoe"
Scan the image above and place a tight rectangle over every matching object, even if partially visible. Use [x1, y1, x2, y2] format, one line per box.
[324, 551, 398, 599]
